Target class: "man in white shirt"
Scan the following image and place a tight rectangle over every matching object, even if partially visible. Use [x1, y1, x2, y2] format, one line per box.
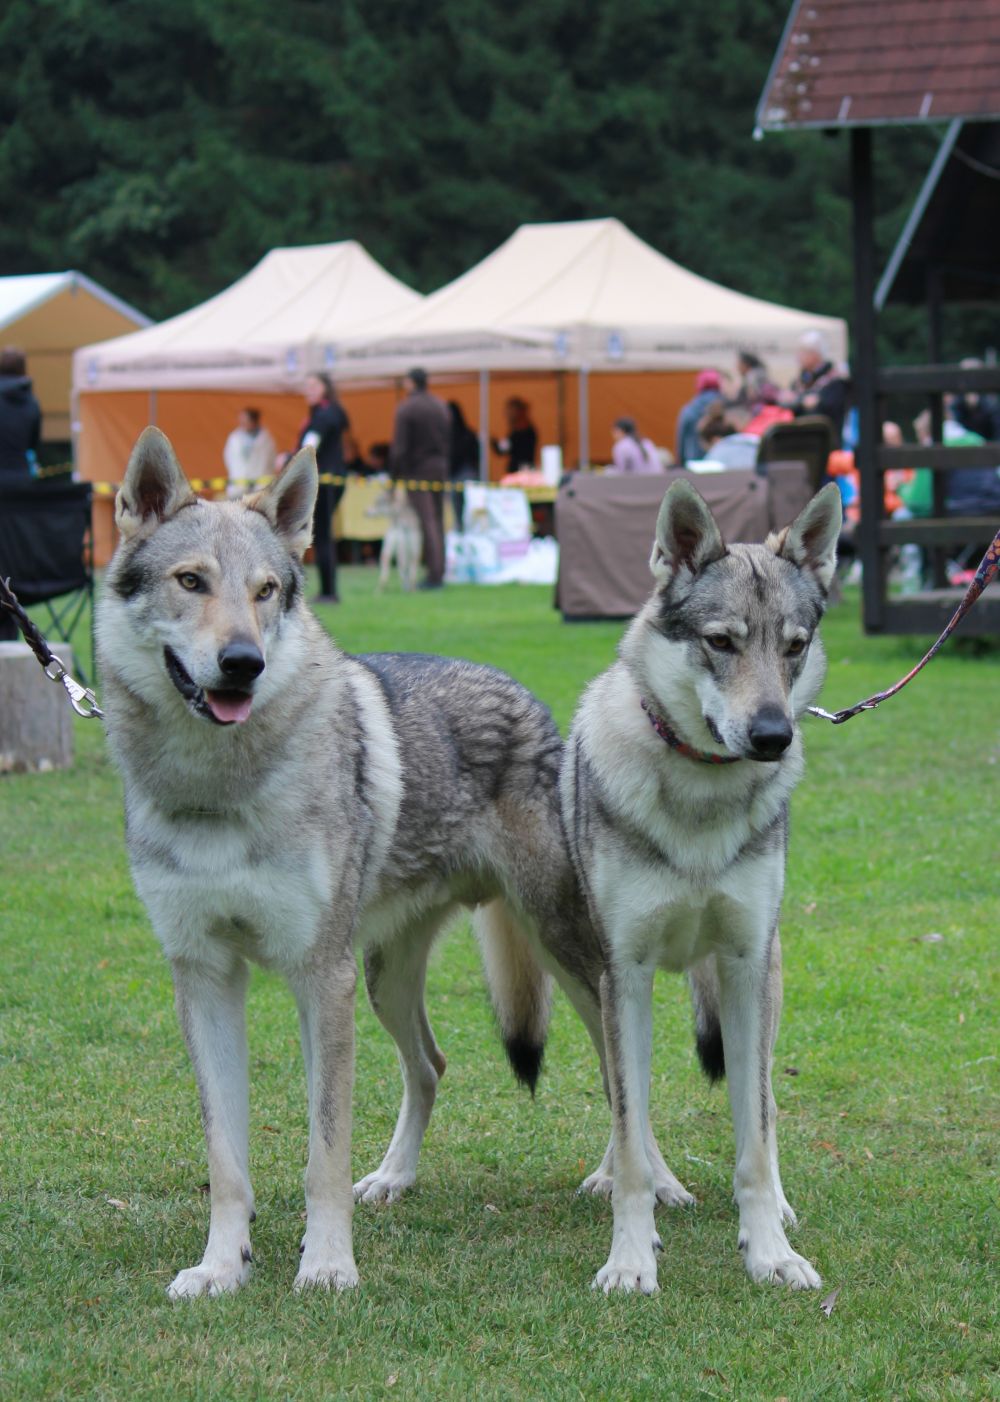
[223, 408, 276, 496]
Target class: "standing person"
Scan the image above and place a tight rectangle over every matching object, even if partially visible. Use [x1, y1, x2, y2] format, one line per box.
[491, 397, 537, 475]
[222, 407, 276, 497]
[391, 367, 451, 590]
[447, 400, 480, 527]
[0, 346, 41, 639]
[675, 370, 723, 464]
[784, 330, 850, 442]
[0, 346, 41, 483]
[609, 417, 662, 474]
[292, 373, 349, 604]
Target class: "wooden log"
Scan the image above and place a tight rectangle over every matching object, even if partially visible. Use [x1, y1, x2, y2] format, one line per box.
[0, 641, 75, 774]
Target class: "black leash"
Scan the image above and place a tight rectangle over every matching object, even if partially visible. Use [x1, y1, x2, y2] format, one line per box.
[0, 575, 104, 719]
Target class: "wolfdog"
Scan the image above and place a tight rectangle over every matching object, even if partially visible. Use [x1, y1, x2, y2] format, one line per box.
[96, 427, 594, 1298]
[559, 479, 841, 1294]
[366, 481, 421, 592]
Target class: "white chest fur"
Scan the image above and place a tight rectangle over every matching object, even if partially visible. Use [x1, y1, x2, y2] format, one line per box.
[128, 793, 333, 973]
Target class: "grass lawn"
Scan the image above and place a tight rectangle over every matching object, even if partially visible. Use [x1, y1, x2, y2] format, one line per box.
[0, 568, 996, 1400]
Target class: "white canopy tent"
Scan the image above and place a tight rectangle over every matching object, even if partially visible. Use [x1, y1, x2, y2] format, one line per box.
[0, 271, 149, 441]
[73, 242, 423, 395]
[334, 218, 847, 464]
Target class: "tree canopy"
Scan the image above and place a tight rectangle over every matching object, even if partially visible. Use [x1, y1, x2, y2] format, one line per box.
[0, 0, 944, 343]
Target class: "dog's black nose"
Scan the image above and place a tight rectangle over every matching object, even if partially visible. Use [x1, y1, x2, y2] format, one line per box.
[748, 706, 793, 760]
[217, 641, 265, 685]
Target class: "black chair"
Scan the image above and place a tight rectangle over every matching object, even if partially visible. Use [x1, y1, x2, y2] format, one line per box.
[755, 415, 836, 493]
[0, 477, 95, 682]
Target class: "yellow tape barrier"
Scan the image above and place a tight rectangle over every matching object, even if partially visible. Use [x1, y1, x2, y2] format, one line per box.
[40, 472, 531, 498]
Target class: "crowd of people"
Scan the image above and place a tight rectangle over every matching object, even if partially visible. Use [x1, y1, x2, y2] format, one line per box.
[214, 331, 1000, 597]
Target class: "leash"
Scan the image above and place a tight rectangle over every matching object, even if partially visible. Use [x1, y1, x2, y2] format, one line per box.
[0, 576, 104, 719]
[807, 526, 1000, 725]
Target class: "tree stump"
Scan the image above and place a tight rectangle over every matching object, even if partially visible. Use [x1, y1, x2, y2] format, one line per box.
[0, 641, 76, 774]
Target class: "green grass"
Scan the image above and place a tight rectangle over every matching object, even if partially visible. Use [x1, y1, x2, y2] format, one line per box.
[1, 570, 996, 1401]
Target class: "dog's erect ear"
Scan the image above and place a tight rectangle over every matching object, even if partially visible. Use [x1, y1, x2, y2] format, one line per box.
[650, 480, 727, 583]
[116, 427, 196, 539]
[247, 447, 318, 560]
[769, 482, 843, 592]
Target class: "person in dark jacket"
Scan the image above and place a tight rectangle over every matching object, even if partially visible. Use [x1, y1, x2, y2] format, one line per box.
[0, 346, 41, 482]
[491, 397, 537, 475]
[785, 330, 850, 443]
[293, 373, 350, 603]
[447, 400, 480, 527]
[391, 368, 451, 588]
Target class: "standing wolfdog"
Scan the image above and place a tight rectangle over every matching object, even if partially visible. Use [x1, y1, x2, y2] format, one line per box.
[96, 427, 594, 1298]
[560, 479, 841, 1294]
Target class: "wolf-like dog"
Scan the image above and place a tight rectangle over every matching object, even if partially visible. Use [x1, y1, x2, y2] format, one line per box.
[559, 479, 841, 1294]
[366, 481, 421, 593]
[96, 427, 596, 1298]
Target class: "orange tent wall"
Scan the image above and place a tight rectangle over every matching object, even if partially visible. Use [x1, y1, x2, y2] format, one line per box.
[77, 370, 698, 564]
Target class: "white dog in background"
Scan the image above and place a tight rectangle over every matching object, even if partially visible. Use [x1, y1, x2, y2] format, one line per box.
[367, 482, 421, 593]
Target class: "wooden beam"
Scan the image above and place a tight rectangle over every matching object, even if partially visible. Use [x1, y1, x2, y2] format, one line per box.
[879, 444, 1000, 469]
[879, 516, 1000, 546]
[850, 126, 883, 632]
[876, 365, 1000, 395]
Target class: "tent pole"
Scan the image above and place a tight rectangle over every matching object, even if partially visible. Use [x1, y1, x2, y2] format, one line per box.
[149, 390, 157, 426]
[478, 369, 489, 481]
[578, 367, 589, 469]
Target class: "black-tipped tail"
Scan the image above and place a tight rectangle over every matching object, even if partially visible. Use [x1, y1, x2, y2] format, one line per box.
[695, 1017, 726, 1083]
[504, 1036, 545, 1096]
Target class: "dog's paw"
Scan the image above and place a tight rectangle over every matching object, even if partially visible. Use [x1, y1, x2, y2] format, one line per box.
[653, 1172, 696, 1208]
[577, 1167, 614, 1199]
[740, 1233, 821, 1290]
[353, 1168, 415, 1205]
[592, 1250, 659, 1295]
[294, 1258, 360, 1293]
[778, 1198, 798, 1227]
[166, 1256, 251, 1300]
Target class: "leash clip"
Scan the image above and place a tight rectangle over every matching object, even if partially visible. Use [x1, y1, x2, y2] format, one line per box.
[43, 657, 105, 720]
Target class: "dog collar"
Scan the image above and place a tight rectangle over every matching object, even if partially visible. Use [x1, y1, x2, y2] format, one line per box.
[640, 698, 741, 765]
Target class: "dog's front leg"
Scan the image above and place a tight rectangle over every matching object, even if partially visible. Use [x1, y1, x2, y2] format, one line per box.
[593, 959, 660, 1294]
[716, 944, 821, 1289]
[167, 955, 254, 1299]
[290, 947, 359, 1291]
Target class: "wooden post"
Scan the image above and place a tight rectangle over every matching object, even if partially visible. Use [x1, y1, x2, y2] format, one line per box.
[851, 126, 883, 633]
[0, 642, 75, 773]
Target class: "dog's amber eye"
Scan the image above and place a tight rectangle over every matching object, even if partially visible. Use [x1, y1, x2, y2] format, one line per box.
[177, 572, 201, 592]
[706, 634, 732, 652]
[787, 637, 807, 656]
[257, 581, 277, 601]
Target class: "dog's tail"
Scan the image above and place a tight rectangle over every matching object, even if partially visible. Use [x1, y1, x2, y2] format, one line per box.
[689, 956, 726, 1083]
[473, 898, 552, 1095]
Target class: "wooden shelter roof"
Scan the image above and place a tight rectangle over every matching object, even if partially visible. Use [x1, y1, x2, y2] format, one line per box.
[757, 0, 1000, 131]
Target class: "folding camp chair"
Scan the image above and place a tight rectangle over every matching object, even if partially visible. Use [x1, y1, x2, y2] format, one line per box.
[0, 477, 95, 683]
[755, 415, 836, 494]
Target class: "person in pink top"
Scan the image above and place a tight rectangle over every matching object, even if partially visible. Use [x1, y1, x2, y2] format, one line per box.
[610, 417, 664, 474]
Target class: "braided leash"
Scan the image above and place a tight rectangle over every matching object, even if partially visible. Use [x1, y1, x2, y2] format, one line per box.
[0, 576, 104, 719]
[808, 526, 1000, 724]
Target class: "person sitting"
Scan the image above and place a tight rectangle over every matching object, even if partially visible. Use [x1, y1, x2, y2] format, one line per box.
[609, 417, 663, 474]
[676, 370, 723, 464]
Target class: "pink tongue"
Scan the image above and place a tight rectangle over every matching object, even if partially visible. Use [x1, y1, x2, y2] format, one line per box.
[205, 690, 254, 725]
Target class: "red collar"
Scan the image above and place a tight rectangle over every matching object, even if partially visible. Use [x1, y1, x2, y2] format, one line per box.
[640, 698, 741, 765]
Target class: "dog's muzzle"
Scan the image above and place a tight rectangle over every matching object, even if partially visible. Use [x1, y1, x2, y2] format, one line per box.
[164, 646, 258, 726]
